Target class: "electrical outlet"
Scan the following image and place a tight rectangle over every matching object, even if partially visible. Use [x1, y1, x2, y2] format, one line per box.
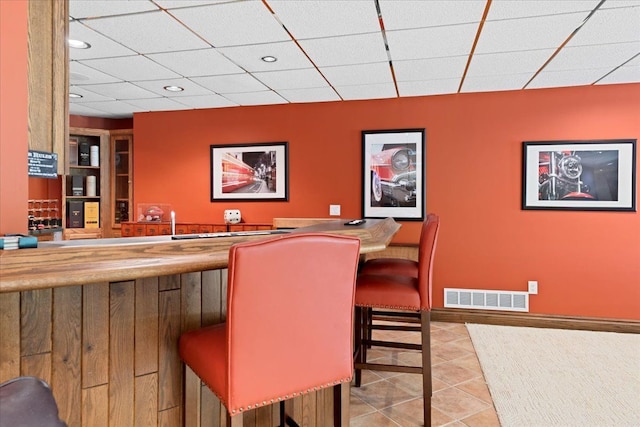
[329, 204, 341, 216]
[528, 280, 538, 295]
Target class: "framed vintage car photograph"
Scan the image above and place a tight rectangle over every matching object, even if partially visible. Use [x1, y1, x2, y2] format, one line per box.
[522, 139, 636, 211]
[210, 142, 289, 202]
[361, 128, 425, 221]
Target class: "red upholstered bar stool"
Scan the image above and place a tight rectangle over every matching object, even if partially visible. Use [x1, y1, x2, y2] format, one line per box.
[353, 213, 440, 427]
[179, 233, 361, 427]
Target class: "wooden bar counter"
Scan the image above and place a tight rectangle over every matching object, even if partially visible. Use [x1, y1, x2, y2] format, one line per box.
[0, 218, 400, 427]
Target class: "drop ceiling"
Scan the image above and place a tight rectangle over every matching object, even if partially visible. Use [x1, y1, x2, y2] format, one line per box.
[68, 0, 640, 119]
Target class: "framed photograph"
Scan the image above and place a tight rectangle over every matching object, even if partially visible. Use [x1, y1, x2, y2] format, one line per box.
[210, 142, 288, 202]
[362, 128, 425, 221]
[522, 139, 636, 211]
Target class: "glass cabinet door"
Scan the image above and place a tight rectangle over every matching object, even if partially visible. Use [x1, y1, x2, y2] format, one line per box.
[111, 131, 133, 227]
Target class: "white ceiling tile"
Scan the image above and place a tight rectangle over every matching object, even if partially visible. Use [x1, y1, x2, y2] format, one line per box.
[277, 87, 340, 103]
[69, 86, 115, 102]
[545, 42, 640, 71]
[69, 0, 159, 19]
[527, 67, 614, 88]
[476, 13, 593, 54]
[82, 11, 209, 54]
[70, 61, 123, 84]
[76, 101, 146, 117]
[379, 0, 486, 29]
[298, 33, 388, 67]
[268, 0, 380, 39]
[132, 78, 216, 97]
[170, 94, 238, 109]
[397, 78, 460, 96]
[334, 83, 397, 101]
[466, 49, 556, 77]
[122, 97, 193, 112]
[599, 0, 640, 9]
[63, 0, 640, 118]
[69, 103, 113, 117]
[253, 69, 328, 90]
[80, 82, 159, 100]
[155, 0, 230, 9]
[217, 41, 314, 72]
[596, 61, 640, 84]
[169, 1, 289, 47]
[319, 62, 393, 87]
[393, 56, 468, 82]
[485, 0, 599, 21]
[191, 73, 268, 93]
[147, 49, 244, 77]
[223, 91, 289, 106]
[69, 21, 137, 60]
[567, 6, 640, 46]
[461, 73, 534, 92]
[386, 24, 479, 61]
[79, 56, 181, 81]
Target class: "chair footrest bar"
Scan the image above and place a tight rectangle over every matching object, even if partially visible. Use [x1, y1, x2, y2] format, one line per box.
[372, 315, 421, 323]
[364, 339, 421, 351]
[354, 362, 423, 375]
[371, 310, 421, 318]
[371, 324, 422, 332]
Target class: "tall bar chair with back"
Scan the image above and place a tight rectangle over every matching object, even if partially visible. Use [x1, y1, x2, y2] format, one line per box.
[353, 213, 440, 426]
[179, 233, 361, 427]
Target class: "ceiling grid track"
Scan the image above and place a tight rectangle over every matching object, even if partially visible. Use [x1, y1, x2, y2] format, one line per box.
[457, 0, 493, 94]
[374, 0, 400, 98]
[262, 0, 345, 102]
[522, 0, 607, 89]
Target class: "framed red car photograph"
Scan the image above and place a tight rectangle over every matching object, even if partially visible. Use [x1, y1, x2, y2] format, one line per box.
[362, 128, 425, 220]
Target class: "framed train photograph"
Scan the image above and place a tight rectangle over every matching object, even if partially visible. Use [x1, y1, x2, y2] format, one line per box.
[210, 142, 289, 202]
[522, 139, 636, 211]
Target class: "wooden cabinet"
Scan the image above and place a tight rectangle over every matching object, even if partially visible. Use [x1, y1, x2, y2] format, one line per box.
[62, 128, 109, 240]
[229, 223, 272, 231]
[120, 222, 269, 237]
[110, 130, 133, 229]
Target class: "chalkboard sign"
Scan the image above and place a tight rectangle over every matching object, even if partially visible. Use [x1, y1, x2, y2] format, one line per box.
[28, 150, 58, 178]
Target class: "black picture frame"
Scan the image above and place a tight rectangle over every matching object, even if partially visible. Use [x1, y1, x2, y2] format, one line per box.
[522, 139, 636, 211]
[210, 142, 289, 202]
[361, 128, 426, 221]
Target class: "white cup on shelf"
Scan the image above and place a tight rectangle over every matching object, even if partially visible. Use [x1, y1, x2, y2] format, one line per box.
[90, 145, 99, 167]
[86, 175, 97, 197]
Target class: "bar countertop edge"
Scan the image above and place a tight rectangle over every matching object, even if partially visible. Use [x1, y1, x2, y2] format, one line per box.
[0, 218, 400, 293]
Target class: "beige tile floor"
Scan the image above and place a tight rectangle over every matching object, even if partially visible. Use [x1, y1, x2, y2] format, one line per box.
[349, 321, 501, 427]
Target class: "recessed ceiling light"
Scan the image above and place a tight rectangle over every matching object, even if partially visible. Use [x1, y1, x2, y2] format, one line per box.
[261, 56, 277, 63]
[164, 85, 184, 92]
[68, 39, 91, 49]
[69, 93, 83, 98]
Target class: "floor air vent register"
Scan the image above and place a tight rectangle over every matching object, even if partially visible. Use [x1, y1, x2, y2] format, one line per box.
[444, 288, 529, 312]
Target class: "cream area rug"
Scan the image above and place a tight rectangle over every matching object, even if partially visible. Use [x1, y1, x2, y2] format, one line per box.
[466, 323, 640, 427]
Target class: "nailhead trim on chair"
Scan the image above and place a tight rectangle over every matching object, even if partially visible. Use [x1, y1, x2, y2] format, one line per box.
[357, 303, 430, 311]
[197, 374, 353, 415]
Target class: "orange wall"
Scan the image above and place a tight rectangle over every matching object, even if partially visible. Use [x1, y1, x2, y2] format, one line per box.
[0, 0, 28, 235]
[135, 84, 640, 320]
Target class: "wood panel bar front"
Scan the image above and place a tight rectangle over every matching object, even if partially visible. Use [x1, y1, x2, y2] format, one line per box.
[0, 219, 400, 427]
